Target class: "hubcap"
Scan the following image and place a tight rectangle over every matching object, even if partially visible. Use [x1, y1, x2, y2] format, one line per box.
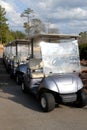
[41, 97, 47, 108]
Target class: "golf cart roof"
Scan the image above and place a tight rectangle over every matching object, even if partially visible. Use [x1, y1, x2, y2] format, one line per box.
[7, 39, 30, 46]
[29, 33, 79, 40]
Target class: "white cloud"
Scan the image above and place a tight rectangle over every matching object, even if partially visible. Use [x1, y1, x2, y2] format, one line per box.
[0, 0, 13, 12]
[49, 7, 87, 20]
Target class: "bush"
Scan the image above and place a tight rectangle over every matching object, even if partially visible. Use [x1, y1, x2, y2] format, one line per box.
[79, 44, 87, 60]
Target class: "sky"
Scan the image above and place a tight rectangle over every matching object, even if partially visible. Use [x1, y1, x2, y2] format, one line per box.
[0, 0, 87, 34]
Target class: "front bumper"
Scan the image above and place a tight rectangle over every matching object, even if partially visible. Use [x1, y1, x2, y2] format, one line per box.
[60, 93, 77, 103]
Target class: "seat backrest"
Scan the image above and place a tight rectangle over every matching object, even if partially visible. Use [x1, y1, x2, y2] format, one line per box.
[29, 58, 42, 70]
[20, 56, 27, 62]
[14, 56, 20, 63]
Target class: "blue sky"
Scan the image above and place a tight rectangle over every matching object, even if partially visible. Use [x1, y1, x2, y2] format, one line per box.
[1, 0, 87, 34]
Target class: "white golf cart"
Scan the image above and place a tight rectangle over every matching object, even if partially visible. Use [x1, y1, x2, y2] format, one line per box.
[21, 34, 87, 112]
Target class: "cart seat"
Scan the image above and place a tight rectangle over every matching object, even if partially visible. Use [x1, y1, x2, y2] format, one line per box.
[20, 56, 27, 62]
[29, 58, 44, 78]
[29, 58, 43, 70]
[30, 72, 44, 78]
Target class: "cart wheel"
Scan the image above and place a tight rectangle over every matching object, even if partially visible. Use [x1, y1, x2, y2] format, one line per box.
[10, 71, 14, 79]
[16, 74, 21, 85]
[74, 90, 87, 108]
[40, 93, 55, 112]
[21, 82, 27, 93]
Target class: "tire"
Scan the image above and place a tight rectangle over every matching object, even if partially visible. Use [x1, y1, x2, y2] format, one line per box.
[10, 70, 14, 79]
[74, 90, 87, 108]
[40, 93, 55, 112]
[16, 74, 21, 85]
[21, 82, 27, 93]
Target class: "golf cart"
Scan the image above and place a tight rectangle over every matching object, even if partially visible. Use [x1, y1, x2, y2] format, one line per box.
[21, 34, 87, 112]
[3, 44, 9, 69]
[10, 39, 30, 84]
[3, 43, 16, 73]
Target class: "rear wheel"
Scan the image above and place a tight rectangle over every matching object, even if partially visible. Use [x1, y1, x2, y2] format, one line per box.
[16, 74, 22, 85]
[10, 70, 14, 79]
[21, 82, 27, 93]
[40, 93, 55, 112]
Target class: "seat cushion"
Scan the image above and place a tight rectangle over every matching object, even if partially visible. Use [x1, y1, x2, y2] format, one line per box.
[30, 72, 44, 78]
[29, 58, 42, 70]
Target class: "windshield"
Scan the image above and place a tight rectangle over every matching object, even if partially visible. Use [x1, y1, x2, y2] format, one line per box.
[40, 40, 81, 75]
[5, 46, 16, 59]
[10, 46, 16, 58]
[17, 44, 30, 61]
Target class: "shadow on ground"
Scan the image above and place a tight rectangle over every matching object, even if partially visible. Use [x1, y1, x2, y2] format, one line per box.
[0, 57, 42, 113]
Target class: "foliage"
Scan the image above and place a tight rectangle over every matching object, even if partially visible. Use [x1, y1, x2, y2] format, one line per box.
[79, 31, 87, 44]
[10, 30, 26, 39]
[21, 8, 34, 36]
[79, 31, 87, 60]
[48, 28, 59, 34]
[21, 8, 46, 36]
[79, 43, 87, 60]
[0, 5, 9, 44]
[0, 5, 26, 45]
[31, 18, 46, 34]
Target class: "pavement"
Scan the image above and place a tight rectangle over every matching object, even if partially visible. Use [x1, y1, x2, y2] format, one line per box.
[0, 54, 87, 130]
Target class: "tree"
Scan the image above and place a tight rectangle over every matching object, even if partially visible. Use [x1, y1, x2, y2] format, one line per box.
[79, 43, 87, 60]
[31, 18, 46, 34]
[0, 5, 9, 44]
[20, 8, 34, 37]
[48, 28, 59, 34]
[79, 31, 87, 44]
[79, 31, 87, 60]
[10, 30, 26, 39]
[21, 8, 46, 36]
